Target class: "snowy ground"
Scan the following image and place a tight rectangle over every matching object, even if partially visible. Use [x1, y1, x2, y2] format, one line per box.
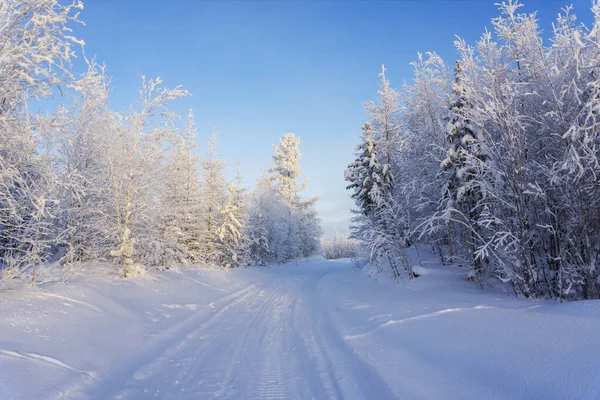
[1, 250, 600, 400]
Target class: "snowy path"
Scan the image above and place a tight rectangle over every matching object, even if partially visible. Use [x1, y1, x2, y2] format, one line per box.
[82, 264, 395, 400]
[2, 253, 600, 399]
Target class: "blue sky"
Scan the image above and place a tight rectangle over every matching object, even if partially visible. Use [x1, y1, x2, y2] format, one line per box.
[72, 0, 593, 237]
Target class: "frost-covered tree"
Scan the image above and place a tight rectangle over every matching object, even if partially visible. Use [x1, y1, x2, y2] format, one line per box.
[346, 123, 410, 277]
[0, 0, 83, 283]
[248, 213, 270, 266]
[296, 200, 323, 257]
[400, 52, 452, 262]
[105, 77, 189, 276]
[160, 109, 203, 266]
[268, 133, 321, 260]
[246, 137, 321, 267]
[246, 173, 281, 265]
[345, 123, 383, 215]
[215, 185, 243, 269]
[437, 61, 490, 278]
[231, 161, 251, 265]
[349, 0, 600, 298]
[321, 233, 358, 260]
[199, 131, 227, 263]
[53, 60, 114, 267]
[364, 65, 402, 166]
[270, 133, 307, 207]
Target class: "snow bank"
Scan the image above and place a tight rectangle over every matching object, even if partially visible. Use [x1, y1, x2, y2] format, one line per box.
[319, 256, 600, 399]
[0, 266, 247, 399]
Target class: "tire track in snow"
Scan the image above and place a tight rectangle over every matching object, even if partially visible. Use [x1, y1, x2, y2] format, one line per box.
[295, 271, 397, 400]
[159, 285, 287, 399]
[80, 265, 396, 400]
[82, 283, 258, 399]
[215, 286, 293, 400]
[144, 279, 315, 400]
[243, 288, 296, 400]
[291, 294, 344, 400]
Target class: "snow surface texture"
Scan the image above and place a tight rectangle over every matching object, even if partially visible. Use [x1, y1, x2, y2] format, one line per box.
[1, 251, 600, 399]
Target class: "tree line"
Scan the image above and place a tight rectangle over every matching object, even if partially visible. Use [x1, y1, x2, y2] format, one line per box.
[0, 0, 321, 285]
[347, 0, 600, 300]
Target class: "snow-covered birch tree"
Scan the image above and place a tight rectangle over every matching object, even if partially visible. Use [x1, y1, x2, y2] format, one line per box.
[106, 77, 189, 276]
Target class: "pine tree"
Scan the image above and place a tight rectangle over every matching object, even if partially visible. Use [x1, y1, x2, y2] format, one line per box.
[215, 185, 243, 269]
[160, 109, 203, 266]
[199, 131, 227, 263]
[345, 123, 390, 216]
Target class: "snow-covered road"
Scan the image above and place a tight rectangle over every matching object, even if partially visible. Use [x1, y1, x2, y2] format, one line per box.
[2, 254, 600, 399]
[90, 262, 394, 400]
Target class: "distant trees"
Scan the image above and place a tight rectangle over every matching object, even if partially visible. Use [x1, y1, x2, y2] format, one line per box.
[321, 234, 358, 260]
[347, 0, 600, 299]
[246, 134, 322, 265]
[0, 0, 322, 286]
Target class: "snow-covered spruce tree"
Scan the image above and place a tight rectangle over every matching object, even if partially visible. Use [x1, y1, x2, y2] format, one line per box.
[345, 124, 380, 216]
[269, 133, 302, 261]
[246, 173, 279, 265]
[159, 109, 203, 267]
[215, 185, 243, 269]
[439, 61, 489, 280]
[360, 66, 413, 277]
[106, 77, 189, 277]
[231, 161, 251, 265]
[269, 133, 322, 260]
[296, 199, 323, 257]
[248, 213, 270, 266]
[0, 0, 83, 283]
[269, 133, 307, 207]
[199, 131, 227, 264]
[364, 65, 402, 166]
[345, 123, 411, 278]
